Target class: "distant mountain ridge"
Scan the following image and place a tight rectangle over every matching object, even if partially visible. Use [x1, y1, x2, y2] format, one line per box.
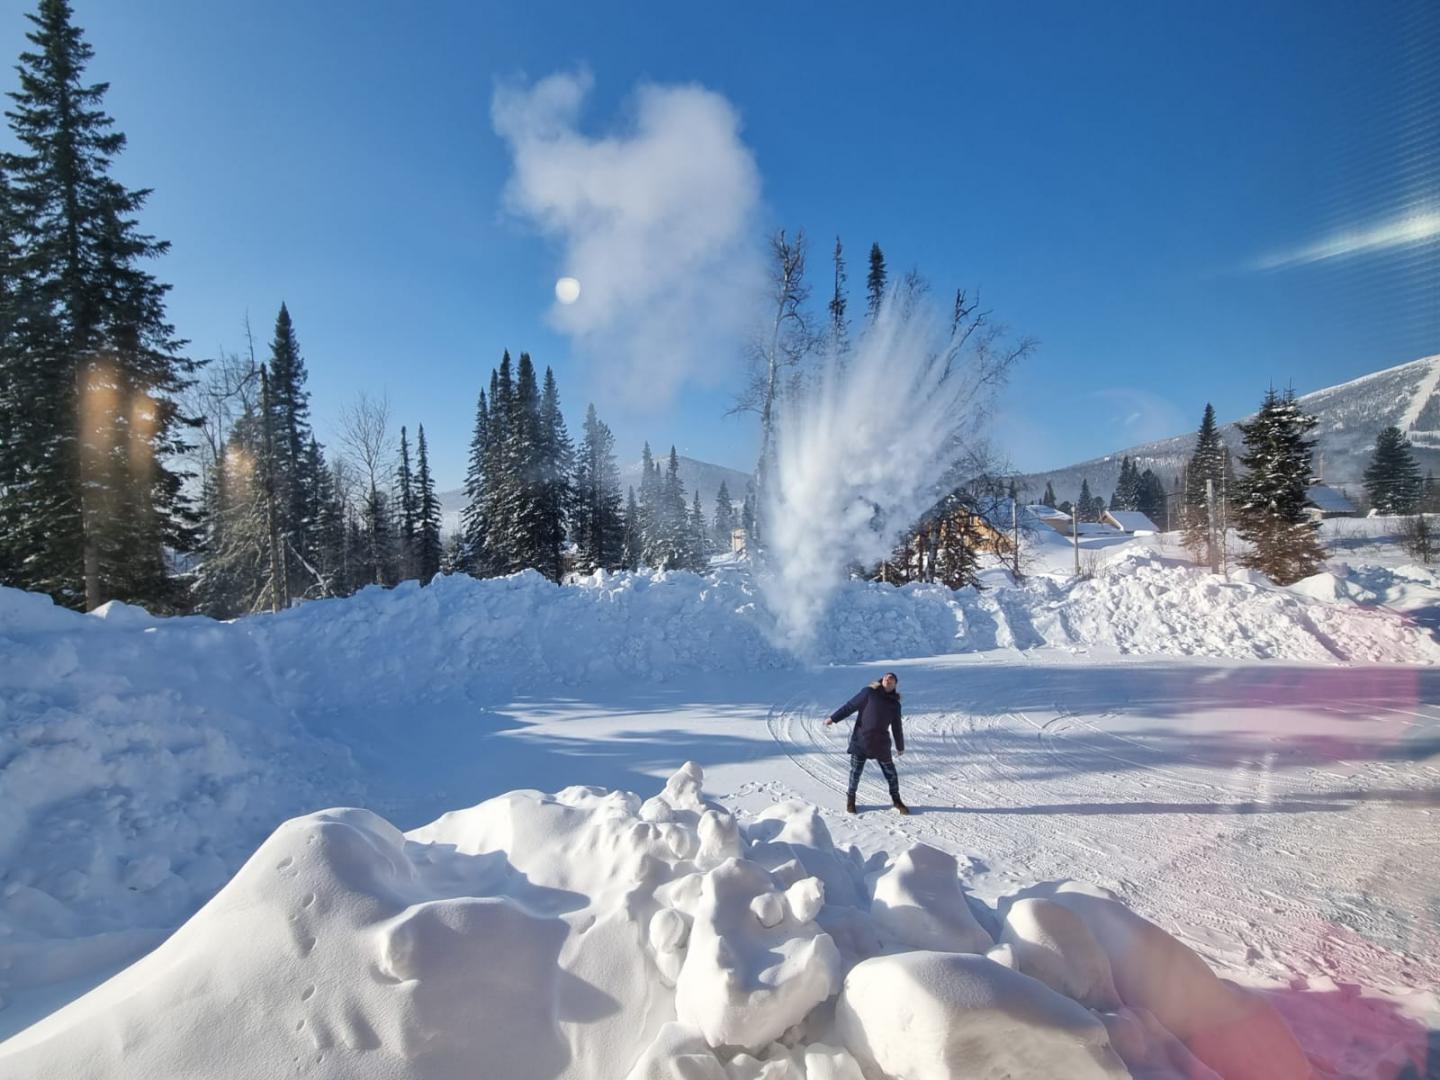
[437, 454, 750, 537]
[1017, 354, 1440, 507]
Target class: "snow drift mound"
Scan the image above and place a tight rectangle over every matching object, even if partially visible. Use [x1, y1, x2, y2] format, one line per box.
[0, 764, 1310, 1079]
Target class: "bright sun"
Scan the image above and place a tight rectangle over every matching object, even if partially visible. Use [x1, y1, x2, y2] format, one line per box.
[555, 277, 581, 304]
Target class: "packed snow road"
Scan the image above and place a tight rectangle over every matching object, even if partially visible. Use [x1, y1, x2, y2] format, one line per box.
[758, 653, 1440, 1005]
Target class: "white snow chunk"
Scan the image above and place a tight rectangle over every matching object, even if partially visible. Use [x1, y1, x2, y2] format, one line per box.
[673, 857, 841, 1053]
[1000, 896, 1121, 1010]
[835, 950, 1130, 1079]
[869, 843, 993, 953]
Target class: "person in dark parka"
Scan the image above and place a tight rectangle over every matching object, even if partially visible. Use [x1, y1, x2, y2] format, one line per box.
[825, 671, 908, 815]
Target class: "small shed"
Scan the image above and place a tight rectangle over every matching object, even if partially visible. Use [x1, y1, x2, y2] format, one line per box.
[1102, 509, 1159, 535]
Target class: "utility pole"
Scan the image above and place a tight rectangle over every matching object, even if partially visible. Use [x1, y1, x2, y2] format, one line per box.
[1205, 478, 1218, 573]
[1012, 497, 1021, 578]
[1072, 502, 1081, 577]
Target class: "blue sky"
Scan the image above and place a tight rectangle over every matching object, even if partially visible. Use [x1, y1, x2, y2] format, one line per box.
[2, 0, 1436, 490]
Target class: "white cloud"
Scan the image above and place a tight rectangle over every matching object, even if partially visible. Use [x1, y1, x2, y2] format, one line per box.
[1253, 207, 1440, 271]
[492, 71, 764, 407]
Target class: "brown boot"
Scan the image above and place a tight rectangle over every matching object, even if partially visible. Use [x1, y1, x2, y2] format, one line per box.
[846, 795, 857, 814]
[893, 799, 910, 815]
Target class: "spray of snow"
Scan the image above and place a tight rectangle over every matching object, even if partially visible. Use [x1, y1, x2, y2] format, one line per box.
[763, 296, 1004, 650]
[492, 71, 763, 408]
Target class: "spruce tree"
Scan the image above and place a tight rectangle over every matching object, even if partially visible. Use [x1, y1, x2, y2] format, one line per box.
[306, 435, 345, 597]
[1041, 480, 1057, 509]
[866, 242, 887, 320]
[621, 487, 641, 571]
[574, 404, 623, 574]
[532, 366, 572, 582]
[1235, 388, 1326, 584]
[461, 387, 490, 575]
[1182, 404, 1226, 563]
[1136, 469, 1167, 525]
[1077, 479, 1097, 523]
[415, 424, 442, 582]
[690, 489, 709, 569]
[4, 0, 198, 610]
[1111, 457, 1140, 512]
[637, 443, 659, 566]
[712, 480, 736, 550]
[266, 303, 313, 588]
[395, 425, 417, 580]
[1363, 426, 1422, 514]
[482, 353, 516, 570]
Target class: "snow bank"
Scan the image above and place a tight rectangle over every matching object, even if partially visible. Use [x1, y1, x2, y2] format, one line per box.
[0, 765, 1310, 1079]
[1, 558, 1433, 1015]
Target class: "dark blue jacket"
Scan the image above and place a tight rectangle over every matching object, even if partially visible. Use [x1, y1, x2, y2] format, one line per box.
[830, 684, 904, 759]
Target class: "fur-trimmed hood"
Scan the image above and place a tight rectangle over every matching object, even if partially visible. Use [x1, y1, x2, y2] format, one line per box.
[867, 680, 901, 701]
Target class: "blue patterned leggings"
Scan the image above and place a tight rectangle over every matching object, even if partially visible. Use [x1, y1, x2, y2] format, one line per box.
[848, 753, 901, 801]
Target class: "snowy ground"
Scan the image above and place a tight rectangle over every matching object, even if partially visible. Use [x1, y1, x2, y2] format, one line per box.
[2, 527, 1438, 1076]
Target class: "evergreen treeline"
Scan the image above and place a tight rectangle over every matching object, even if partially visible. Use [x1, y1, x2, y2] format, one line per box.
[458, 353, 712, 580]
[0, 0, 198, 612]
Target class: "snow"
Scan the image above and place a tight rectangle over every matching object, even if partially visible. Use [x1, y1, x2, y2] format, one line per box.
[2, 532, 1439, 1076]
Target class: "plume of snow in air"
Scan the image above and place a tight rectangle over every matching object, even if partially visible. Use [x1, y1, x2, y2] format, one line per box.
[492, 71, 763, 406]
[763, 296, 1003, 651]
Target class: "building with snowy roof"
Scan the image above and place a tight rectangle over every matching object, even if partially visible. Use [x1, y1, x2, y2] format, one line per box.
[1303, 483, 1356, 520]
[1102, 509, 1159, 535]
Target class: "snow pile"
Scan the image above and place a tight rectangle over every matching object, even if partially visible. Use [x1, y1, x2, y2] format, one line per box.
[0, 764, 1310, 1079]
[1290, 561, 1440, 618]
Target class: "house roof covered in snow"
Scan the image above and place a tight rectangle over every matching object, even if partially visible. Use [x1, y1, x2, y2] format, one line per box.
[1305, 483, 1355, 514]
[1027, 504, 1070, 521]
[1103, 510, 1159, 533]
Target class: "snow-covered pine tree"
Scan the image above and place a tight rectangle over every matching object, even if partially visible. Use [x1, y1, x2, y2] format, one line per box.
[621, 487, 641, 571]
[649, 447, 691, 569]
[266, 303, 315, 592]
[362, 484, 396, 587]
[415, 424, 442, 582]
[1235, 387, 1326, 585]
[1041, 480, 1057, 509]
[305, 435, 345, 597]
[394, 425, 417, 580]
[712, 480, 736, 550]
[637, 443, 660, 566]
[741, 486, 756, 538]
[1182, 404, 1225, 564]
[689, 489, 709, 569]
[532, 367, 573, 582]
[501, 353, 544, 575]
[461, 387, 490, 575]
[1363, 426, 1422, 514]
[483, 354, 517, 570]
[1136, 468, 1167, 525]
[0, 156, 35, 586]
[866, 242, 887, 321]
[1111, 457, 1140, 511]
[4, 0, 199, 611]
[574, 404, 624, 574]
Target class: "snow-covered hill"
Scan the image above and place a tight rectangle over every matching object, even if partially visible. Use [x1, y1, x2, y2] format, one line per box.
[1019, 353, 1440, 506]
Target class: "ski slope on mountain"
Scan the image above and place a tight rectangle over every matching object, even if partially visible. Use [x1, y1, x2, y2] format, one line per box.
[1, 543, 1438, 1076]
